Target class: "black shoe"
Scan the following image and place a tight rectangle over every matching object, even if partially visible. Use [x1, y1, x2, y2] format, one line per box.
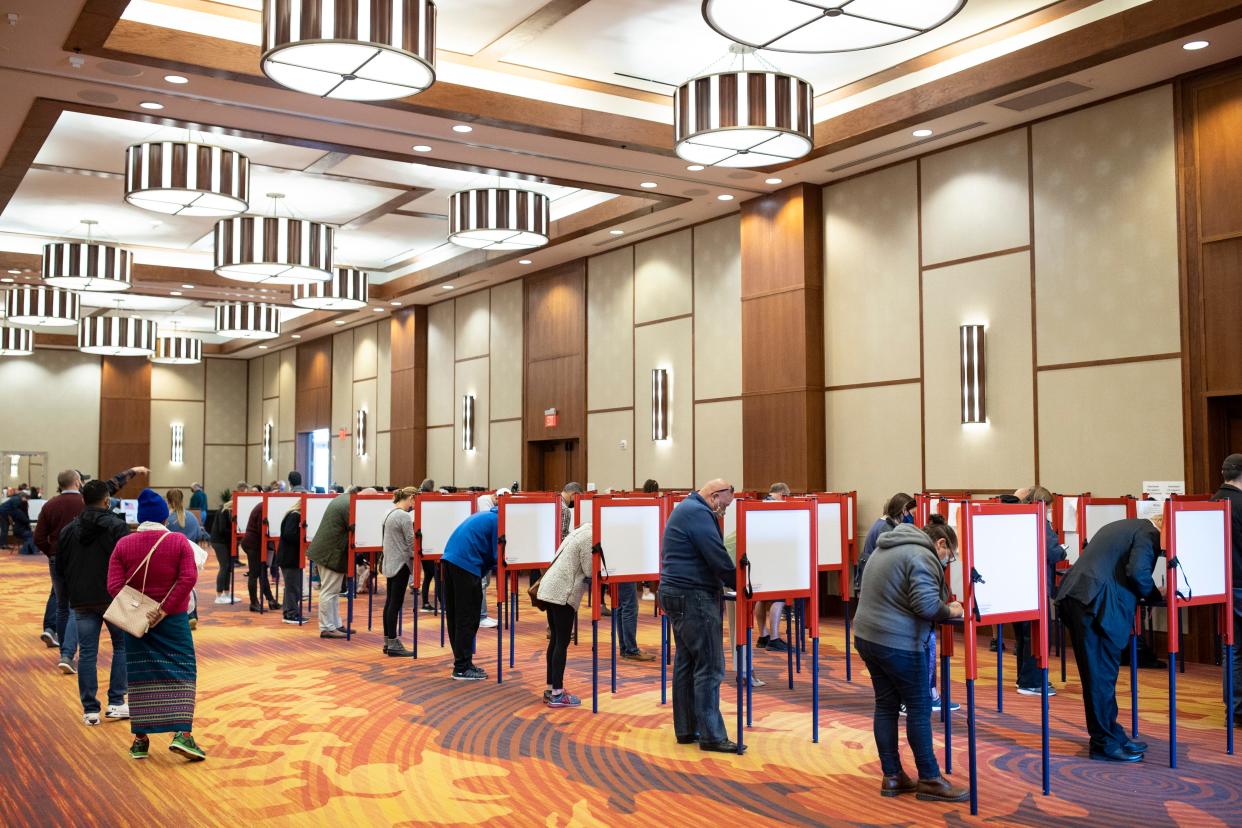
[756, 636, 770, 648]
[451, 667, 487, 681]
[248, 603, 262, 613]
[989, 638, 998, 652]
[1122, 740, 1148, 754]
[268, 599, 280, 610]
[600, 607, 612, 617]
[1090, 745, 1143, 762]
[676, 734, 699, 745]
[319, 629, 347, 639]
[700, 739, 745, 754]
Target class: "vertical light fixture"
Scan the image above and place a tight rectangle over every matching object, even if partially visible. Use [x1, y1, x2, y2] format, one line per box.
[356, 408, 367, 457]
[170, 423, 184, 465]
[651, 368, 669, 441]
[960, 324, 986, 424]
[462, 395, 475, 451]
[263, 422, 273, 463]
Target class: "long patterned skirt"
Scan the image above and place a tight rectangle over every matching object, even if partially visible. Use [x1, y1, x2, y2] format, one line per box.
[124, 612, 196, 734]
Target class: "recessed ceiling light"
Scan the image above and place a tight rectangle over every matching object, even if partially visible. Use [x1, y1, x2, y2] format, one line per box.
[163, 75, 188, 84]
[170, 291, 182, 296]
[0, 278, 12, 284]
[291, 334, 301, 339]
[518, 259, 532, 265]
[372, 307, 383, 313]
[717, 194, 735, 201]
[912, 128, 934, 138]
[640, 182, 658, 189]
[441, 284, 455, 290]
[6, 269, 19, 275]
[1183, 40, 1210, 50]
[180, 283, 194, 289]
[765, 178, 783, 185]
[687, 165, 704, 171]
[452, 124, 473, 133]
[609, 229, 625, 235]
[412, 145, 432, 152]
[389, 300, 402, 306]
[258, 345, 268, 349]
[139, 101, 164, 110]
[333, 320, 346, 325]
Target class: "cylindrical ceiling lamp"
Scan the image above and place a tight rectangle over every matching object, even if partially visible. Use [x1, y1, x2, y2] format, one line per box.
[702, 0, 967, 53]
[78, 316, 158, 357]
[215, 302, 281, 340]
[151, 334, 203, 365]
[213, 214, 333, 284]
[261, 0, 437, 101]
[291, 267, 368, 310]
[125, 141, 250, 217]
[674, 69, 813, 168]
[41, 241, 133, 292]
[448, 188, 550, 250]
[0, 325, 33, 356]
[4, 286, 80, 328]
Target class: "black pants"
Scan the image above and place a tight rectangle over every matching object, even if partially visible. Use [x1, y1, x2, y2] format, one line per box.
[281, 566, 302, 620]
[384, 566, 411, 639]
[213, 542, 232, 593]
[246, 547, 275, 606]
[443, 561, 482, 672]
[546, 603, 576, 689]
[1061, 598, 1127, 752]
[420, 560, 440, 607]
[1014, 601, 1052, 689]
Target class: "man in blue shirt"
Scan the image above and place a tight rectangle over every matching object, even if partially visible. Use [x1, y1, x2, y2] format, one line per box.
[441, 500, 500, 681]
[658, 478, 739, 753]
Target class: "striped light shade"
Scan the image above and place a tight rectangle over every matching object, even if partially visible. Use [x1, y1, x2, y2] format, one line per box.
[151, 335, 203, 365]
[125, 141, 249, 217]
[448, 188, 550, 251]
[291, 267, 368, 310]
[41, 241, 133, 292]
[4, 286, 80, 328]
[0, 325, 33, 356]
[78, 316, 158, 357]
[674, 70, 814, 168]
[261, 0, 436, 101]
[213, 216, 333, 284]
[214, 302, 281, 340]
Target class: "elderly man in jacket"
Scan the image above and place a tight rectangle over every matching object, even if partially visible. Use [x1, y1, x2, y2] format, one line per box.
[658, 478, 739, 753]
[307, 488, 376, 639]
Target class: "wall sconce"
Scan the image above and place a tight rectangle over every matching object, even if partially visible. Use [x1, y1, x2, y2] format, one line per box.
[462, 395, 475, 451]
[960, 324, 986, 424]
[651, 368, 669, 441]
[170, 423, 184, 465]
[9, 455, 18, 477]
[263, 422, 273, 463]
[356, 408, 367, 457]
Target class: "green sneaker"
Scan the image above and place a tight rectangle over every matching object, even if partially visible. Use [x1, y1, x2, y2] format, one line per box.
[169, 732, 206, 761]
[129, 737, 149, 760]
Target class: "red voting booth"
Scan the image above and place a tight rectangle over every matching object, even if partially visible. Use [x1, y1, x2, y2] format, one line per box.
[413, 493, 477, 652]
[344, 492, 395, 640]
[228, 491, 265, 605]
[495, 494, 562, 683]
[299, 493, 336, 622]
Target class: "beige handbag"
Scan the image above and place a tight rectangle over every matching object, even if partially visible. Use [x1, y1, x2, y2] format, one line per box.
[104, 532, 175, 638]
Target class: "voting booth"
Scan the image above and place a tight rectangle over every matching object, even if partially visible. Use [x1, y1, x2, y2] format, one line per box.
[345, 492, 397, 640]
[257, 492, 303, 611]
[495, 494, 562, 682]
[229, 491, 265, 602]
[414, 493, 477, 649]
[300, 493, 336, 620]
[812, 493, 853, 682]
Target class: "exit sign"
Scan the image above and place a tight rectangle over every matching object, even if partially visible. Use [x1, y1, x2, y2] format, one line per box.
[544, 407, 558, 428]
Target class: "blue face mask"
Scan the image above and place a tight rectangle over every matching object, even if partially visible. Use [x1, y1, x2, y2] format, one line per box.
[902, 513, 914, 524]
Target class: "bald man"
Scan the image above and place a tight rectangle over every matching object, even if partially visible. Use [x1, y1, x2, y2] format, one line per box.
[659, 479, 740, 753]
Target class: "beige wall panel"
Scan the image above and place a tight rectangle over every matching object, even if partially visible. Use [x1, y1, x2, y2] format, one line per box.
[454, 357, 490, 488]
[151, 361, 204, 402]
[278, 349, 296, 437]
[693, 400, 743, 489]
[247, 358, 263, 444]
[278, 440, 295, 484]
[826, 383, 923, 523]
[427, 301, 455, 426]
[331, 435, 353, 490]
[204, 444, 245, 507]
[261, 397, 280, 480]
[1033, 86, 1180, 365]
[376, 432, 391, 488]
[351, 378, 378, 486]
[455, 289, 491, 360]
[586, 410, 634, 493]
[426, 426, 454, 488]
[587, 247, 634, 410]
[489, 419, 523, 490]
[634, 318, 694, 489]
[205, 359, 248, 445]
[262, 352, 279, 400]
[0, 349, 100, 479]
[352, 322, 379, 381]
[1038, 358, 1183, 496]
[824, 162, 921, 386]
[921, 130, 1030, 266]
[489, 280, 524, 421]
[634, 229, 693, 324]
[246, 444, 260, 485]
[148, 400, 205, 489]
[693, 215, 742, 399]
[331, 330, 354, 437]
[923, 252, 1035, 489]
[377, 320, 392, 434]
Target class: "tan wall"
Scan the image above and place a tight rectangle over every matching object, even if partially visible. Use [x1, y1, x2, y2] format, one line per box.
[0, 349, 100, 485]
[149, 361, 205, 492]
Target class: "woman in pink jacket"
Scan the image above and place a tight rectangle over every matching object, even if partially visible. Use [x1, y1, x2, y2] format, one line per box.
[107, 489, 205, 761]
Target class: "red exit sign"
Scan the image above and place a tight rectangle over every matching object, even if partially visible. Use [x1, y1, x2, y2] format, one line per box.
[544, 408, 558, 428]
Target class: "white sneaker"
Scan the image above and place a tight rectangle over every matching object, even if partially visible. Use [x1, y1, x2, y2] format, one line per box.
[282, 618, 300, 625]
[214, 594, 235, 605]
[83, 712, 100, 726]
[58, 659, 76, 675]
[106, 704, 130, 720]
[479, 617, 498, 629]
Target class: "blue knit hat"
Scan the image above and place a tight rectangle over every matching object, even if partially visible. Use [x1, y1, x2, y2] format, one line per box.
[136, 488, 169, 525]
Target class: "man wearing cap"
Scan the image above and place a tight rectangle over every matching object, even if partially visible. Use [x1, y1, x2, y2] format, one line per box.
[1212, 453, 1242, 729]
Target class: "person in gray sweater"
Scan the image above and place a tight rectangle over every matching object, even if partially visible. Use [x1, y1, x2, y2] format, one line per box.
[536, 522, 595, 707]
[853, 515, 966, 803]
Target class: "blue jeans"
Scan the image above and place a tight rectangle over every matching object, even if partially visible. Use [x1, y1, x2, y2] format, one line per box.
[617, 582, 639, 655]
[928, 630, 937, 694]
[856, 636, 941, 780]
[73, 608, 126, 714]
[658, 585, 727, 744]
[48, 558, 79, 661]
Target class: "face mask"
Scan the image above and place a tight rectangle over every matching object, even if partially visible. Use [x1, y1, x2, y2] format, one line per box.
[902, 513, 914, 524]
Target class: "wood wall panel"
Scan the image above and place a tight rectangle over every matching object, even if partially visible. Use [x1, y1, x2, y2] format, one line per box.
[295, 338, 332, 434]
[524, 355, 584, 440]
[99, 356, 150, 498]
[740, 185, 822, 297]
[1201, 237, 1242, 391]
[524, 262, 586, 449]
[1193, 75, 1242, 240]
[389, 306, 427, 485]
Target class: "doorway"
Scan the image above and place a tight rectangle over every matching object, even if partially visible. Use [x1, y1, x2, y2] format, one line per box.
[306, 428, 331, 492]
[525, 439, 582, 492]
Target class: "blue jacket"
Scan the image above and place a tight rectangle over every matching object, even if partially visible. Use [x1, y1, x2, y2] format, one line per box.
[659, 492, 735, 593]
[442, 508, 499, 578]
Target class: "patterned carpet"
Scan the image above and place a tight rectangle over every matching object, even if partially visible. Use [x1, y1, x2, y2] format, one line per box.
[1, 553, 1238, 827]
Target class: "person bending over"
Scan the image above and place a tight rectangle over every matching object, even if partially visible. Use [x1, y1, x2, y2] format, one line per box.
[536, 521, 595, 707]
[441, 496, 502, 681]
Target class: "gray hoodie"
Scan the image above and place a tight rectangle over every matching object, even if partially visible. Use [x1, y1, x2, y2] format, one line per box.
[852, 523, 953, 653]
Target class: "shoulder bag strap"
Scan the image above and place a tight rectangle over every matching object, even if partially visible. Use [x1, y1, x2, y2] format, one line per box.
[128, 530, 172, 596]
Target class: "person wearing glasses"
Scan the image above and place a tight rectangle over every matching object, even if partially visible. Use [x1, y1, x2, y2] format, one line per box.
[658, 479, 740, 753]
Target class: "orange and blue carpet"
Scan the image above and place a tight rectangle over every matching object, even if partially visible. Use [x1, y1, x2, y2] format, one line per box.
[1, 553, 1238, 826]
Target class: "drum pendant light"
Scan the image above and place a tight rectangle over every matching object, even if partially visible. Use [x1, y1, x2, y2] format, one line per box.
[213, 194, 333, 284]
[125, 141, 249, 217]
[41, 220, 133, 292]
[4, 286, 80, 328]
[291, 268, 368, 310]
[214, 302, 281, 340]
[447, 188, 550, 251]
[151, 334, 203, 365]
[0, 325, 33, 356]
[78, 315, 158, 357]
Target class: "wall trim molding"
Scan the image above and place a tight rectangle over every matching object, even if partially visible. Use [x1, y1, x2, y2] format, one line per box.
[587, 406, 633, 415]
[1036, 352, 1182, 372]
[634, 312, 693, 329]
[694, 395, 743, 405]
[921, 244, 1031, 271]
[824, 378, 921, 393]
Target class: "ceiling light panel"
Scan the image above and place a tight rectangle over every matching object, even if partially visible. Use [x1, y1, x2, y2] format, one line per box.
[703, 0, 965, 53]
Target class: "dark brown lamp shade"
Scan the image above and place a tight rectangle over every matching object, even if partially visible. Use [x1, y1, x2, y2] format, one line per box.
[960, 324, 986, 424]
